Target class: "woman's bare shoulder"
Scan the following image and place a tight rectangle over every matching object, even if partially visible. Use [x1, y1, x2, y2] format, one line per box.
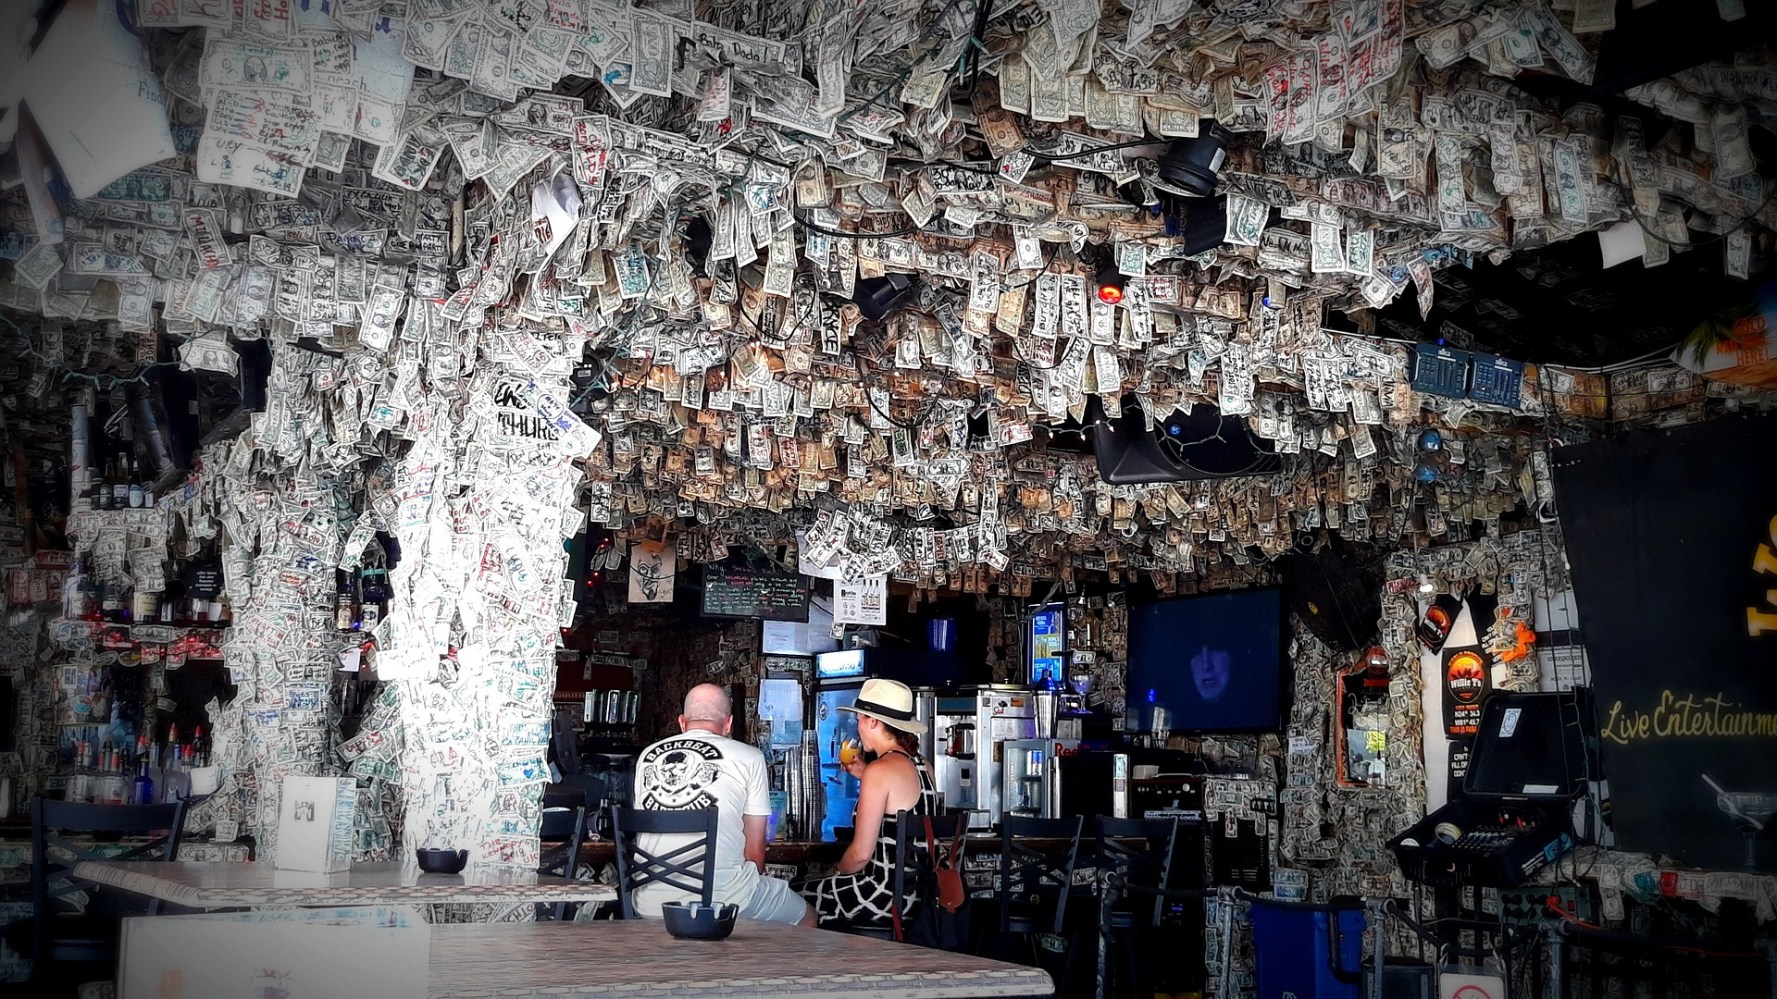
[867, 751, 920, 788]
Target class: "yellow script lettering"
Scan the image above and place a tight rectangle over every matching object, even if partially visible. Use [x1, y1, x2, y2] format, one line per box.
[1751, 598, 1777, 637]
[1757, 544, 1777, 578]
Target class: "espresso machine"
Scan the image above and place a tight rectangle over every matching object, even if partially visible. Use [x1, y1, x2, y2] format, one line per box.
[930, 684, 1037, 831]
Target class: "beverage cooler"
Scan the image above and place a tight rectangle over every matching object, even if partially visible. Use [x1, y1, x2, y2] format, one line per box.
[1001, 738, 1081, 820]
[929, 685, 1037, 832]
[812, 645, 963, 842]
[812, 652, 866, 842]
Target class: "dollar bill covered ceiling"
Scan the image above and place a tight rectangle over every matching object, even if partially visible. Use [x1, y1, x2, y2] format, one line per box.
[2, 0, 1775, 597]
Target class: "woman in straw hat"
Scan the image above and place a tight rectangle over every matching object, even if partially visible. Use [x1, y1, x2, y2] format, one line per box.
[800, 678, 940, 929]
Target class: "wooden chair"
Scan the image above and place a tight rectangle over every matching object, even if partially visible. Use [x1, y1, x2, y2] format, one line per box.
[610, 805, 717, 919]
[26, 797, 188, 986]
[535, 803, 588, 921]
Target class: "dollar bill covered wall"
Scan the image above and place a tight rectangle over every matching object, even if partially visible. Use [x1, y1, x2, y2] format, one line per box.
[3, 0, 1777, 961]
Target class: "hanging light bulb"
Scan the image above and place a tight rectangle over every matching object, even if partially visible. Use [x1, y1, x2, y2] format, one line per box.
[1418, 428, 1444, 452]
[1417, 574, 1436, 595]
[1094, 256, 1125, 305]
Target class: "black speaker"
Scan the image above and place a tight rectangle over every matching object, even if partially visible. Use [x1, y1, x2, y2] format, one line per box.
[1277, 540, 1384, 652]
[1089, 395, 1280, 484]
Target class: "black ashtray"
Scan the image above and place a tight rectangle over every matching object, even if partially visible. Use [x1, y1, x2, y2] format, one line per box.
[415, 848, 469, 873]
[660, 901, 737, 940]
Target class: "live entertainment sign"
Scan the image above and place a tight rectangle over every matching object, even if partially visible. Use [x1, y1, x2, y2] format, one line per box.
[1554, 416, 1777, 871]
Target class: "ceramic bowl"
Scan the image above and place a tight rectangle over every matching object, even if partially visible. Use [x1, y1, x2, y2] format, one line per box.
[660, 901, 738, 940]
[415, 848, 469, 874]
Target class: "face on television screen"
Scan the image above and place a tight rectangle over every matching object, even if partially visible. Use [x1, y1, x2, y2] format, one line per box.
[1126, 588, 1285, 732]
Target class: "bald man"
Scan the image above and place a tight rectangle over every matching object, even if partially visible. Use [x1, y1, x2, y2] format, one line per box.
[632, 683, 815, 926]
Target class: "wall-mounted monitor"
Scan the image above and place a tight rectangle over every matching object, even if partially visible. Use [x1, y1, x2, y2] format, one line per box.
[1126, 588, 1287, 733]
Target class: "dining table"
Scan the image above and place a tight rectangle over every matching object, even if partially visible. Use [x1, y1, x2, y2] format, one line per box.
[426, 919, 1055, 998]
[70, 860, 615, 911]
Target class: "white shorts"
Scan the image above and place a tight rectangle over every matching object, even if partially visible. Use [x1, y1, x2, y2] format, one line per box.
[728, 868, 809, 925]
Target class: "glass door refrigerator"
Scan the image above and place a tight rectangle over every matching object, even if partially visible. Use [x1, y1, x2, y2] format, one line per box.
[812, 650, 867, 841]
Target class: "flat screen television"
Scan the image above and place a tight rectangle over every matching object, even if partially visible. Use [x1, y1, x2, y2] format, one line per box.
[1126, 588, 1287, 733]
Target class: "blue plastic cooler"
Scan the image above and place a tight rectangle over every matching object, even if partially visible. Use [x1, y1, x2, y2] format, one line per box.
[1249, 897, 1366, 999]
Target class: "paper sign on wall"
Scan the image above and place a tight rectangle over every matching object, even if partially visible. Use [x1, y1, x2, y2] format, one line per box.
[833, 575, 888, 626]
[627, 541, 676, 604]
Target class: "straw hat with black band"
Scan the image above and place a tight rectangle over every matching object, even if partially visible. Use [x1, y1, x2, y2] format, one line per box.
[838, 678, 927, 734]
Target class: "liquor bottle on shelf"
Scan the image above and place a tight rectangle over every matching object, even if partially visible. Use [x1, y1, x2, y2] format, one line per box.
[132, 586, 159, 623]
[359, 566, 390, 631]
[147, 733, 164, 802]
[64, 560, 92, 620]
[99, 580, 129, 623]
[97, 455, 114, 511]
[161, 728, 188, 802]
[133, 753, 155, 806]
[110, 453, 132, 513]
[192, 725, 210, 769]
[127, 455, 144, 508]
[98, 741, 126, 804]
[69, 740, 89, 803]
[334, 570, 358, 631]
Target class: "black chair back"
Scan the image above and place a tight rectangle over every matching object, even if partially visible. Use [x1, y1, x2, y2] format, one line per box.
[31, 797, 188, 967]
[550, 707, 584, 776]
[998, 814, 1083, 937]
[536, 804, 589, 921]
[538, 805, 588, 881]
[1095, 814, 1179, 927]
[610, 805, 717, 919]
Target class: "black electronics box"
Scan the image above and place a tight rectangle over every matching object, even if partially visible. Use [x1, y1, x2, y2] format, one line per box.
[1390, 691, 1594, 887]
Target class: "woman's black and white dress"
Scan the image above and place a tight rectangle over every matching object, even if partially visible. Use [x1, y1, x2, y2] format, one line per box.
[801, 751, 939, 928]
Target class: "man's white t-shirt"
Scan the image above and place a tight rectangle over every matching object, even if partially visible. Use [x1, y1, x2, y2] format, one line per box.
[631, 728, 769, 914]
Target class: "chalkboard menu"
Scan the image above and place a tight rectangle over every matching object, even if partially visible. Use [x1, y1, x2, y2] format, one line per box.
[701, 566, 811, 622]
